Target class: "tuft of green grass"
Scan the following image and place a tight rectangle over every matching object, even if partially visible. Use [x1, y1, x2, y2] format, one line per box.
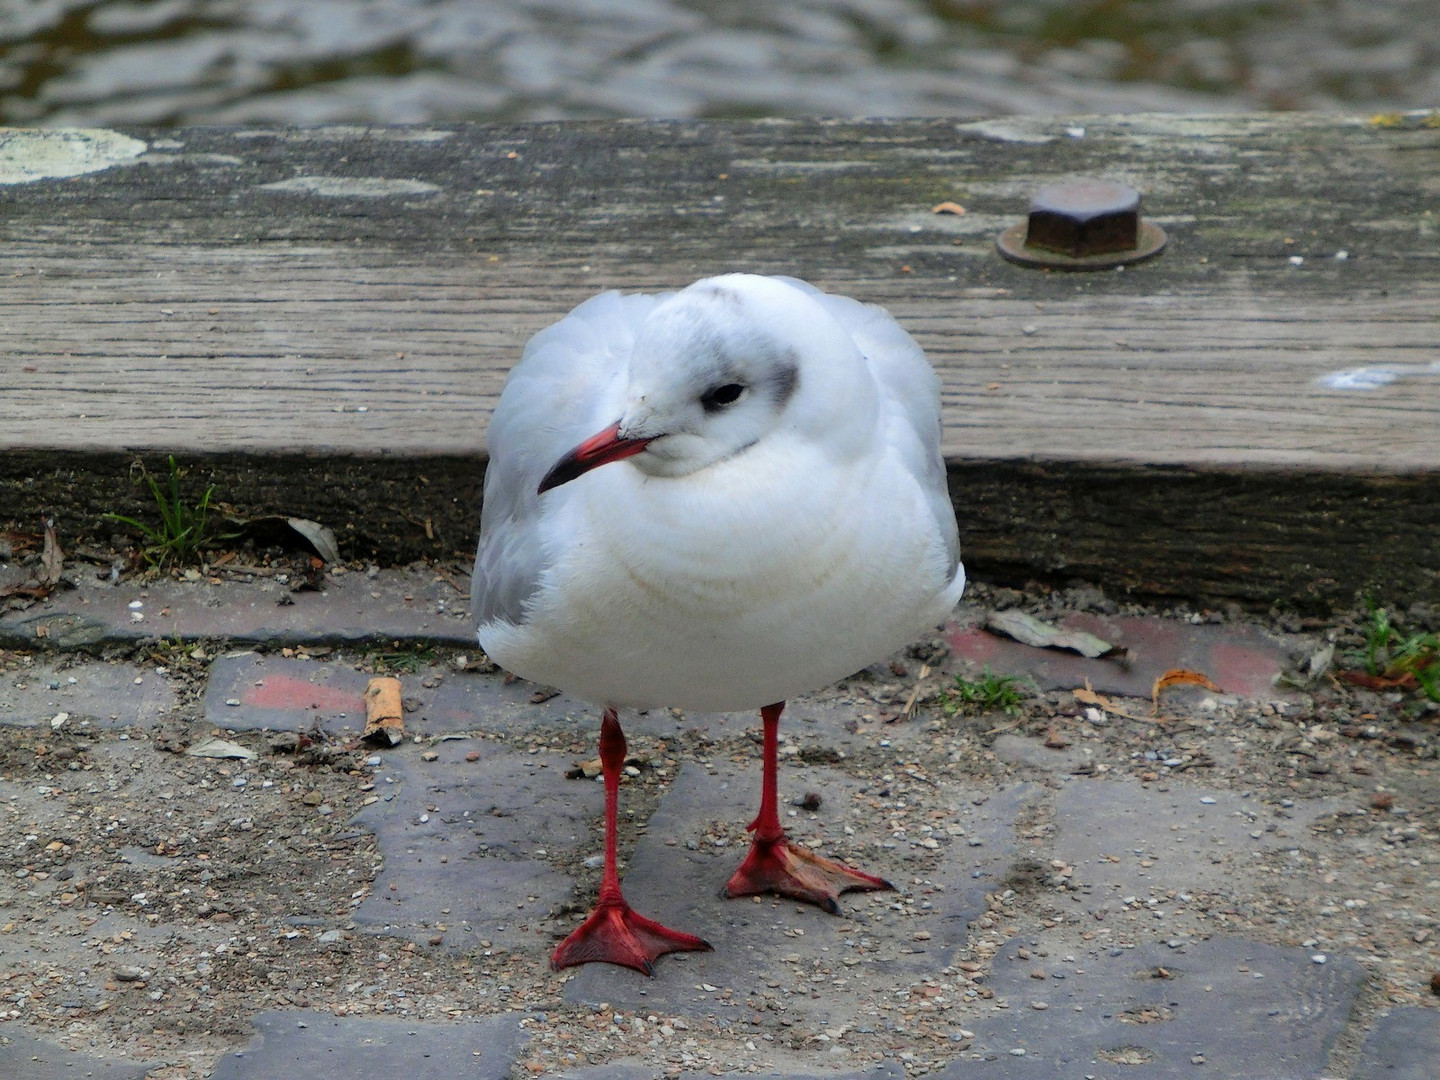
[1356, 601, 1440, 702]
[364, 643, 438, 675]
[942, 667, 1025, 715]
[104, 456, 221, 568]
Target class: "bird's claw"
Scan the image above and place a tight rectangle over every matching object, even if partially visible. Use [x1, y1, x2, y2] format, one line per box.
[550, 895, 711, 975]
[722, 834, 893, 911]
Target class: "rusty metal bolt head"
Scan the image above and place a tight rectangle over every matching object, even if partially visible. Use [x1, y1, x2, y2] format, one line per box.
[1028, 179, 1139, 257]
[996, 178, 1167, 270]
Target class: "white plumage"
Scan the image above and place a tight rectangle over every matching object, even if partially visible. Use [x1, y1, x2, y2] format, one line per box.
[471, 273, 963, 974]
[474, 274, 963, 708]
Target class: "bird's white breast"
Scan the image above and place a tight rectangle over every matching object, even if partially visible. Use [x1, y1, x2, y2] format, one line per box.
[478, 433, 961, 712]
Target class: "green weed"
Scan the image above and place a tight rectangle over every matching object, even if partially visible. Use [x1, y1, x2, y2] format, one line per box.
[943, 667, 1025, 715]
[1356, 601, 1440, 702]
[364, 643, 438, 675]
[104, 456, 221, 567]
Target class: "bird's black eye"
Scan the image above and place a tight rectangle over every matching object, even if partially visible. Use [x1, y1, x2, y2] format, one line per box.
[700, 383, 747, 412]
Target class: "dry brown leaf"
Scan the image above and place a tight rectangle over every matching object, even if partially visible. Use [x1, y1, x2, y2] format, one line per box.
[1337, 669, 1418, 691]
[39, 518, 63, 586]
[986, 610, 1123, 659]
[1073, 680, 1152, 722]
[1151, 669, 1221, 711]
[888, 663, 933, 724]
[0, 519, 65, 604]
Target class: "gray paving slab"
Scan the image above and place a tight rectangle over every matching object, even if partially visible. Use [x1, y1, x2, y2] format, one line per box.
[993, 733, 1092, 773]
[946, 612, 1292, 699]
[208, 1009, 526, 1080]
[562, 761, 1037, 1020]
[1351, 1007, 1440, 1080]
[930, 937, 1364, 1078]
[0, 659, 176, 730]
[200, 651, 901, 749]
[347, 738, 599, 955]
[0, 568, 473, 650]
[555, 1063, 905, 1080]
[1055, 776, 1344, 899]
[202, 651, 591, 737]
[0, 1031, 159, 1080]
[203, 652, 373, 734]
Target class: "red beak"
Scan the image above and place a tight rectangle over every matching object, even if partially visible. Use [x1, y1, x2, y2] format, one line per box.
[538, 422, 654, 495]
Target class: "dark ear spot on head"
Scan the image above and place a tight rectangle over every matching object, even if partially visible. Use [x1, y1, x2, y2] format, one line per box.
[700, 285, 744, 309]
[768, 353, 800, 406]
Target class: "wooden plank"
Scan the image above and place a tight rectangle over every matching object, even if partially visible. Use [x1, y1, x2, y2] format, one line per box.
[2, 115, 1438, 607]
[3, 244, 1439, 468]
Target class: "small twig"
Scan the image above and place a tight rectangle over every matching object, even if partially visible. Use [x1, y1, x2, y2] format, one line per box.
[887, 663, 933, 724]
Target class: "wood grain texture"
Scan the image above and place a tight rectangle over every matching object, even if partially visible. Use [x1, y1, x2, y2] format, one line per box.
[2, 115, 1438, 606]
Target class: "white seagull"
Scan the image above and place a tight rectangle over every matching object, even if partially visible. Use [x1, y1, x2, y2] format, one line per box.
[473, 274, 964, 974]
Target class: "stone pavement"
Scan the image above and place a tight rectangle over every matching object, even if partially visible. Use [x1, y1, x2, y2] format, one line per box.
[1, 572, 1436, 1079]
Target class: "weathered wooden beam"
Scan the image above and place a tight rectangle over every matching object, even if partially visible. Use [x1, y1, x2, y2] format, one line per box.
[2, 115, 1438, 609]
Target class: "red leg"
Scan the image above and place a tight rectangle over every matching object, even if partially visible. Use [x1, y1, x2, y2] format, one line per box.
[551, 708, 711, 975]
[723, 701, 893, 913]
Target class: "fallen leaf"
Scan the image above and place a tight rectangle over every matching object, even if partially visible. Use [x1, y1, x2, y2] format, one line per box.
[286, 517, 341, 564]
[185, 737, 257, 760]
[1151, 669, 1221, 711]
[1276, 642, 1336, 689]
[0, 519, 66, 604]
[39, 518, 64, 586]
[1073, 680, 1152, 721]
[214, 513, 340, 563]
[987, 610, 1125, 659]
[1337, 670, 1419, 691]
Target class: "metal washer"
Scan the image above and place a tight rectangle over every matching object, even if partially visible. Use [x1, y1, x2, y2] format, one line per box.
[995, 220, 1168, 271]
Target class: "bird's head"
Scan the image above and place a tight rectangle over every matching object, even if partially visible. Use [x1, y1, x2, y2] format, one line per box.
[538, 275, 870, 494]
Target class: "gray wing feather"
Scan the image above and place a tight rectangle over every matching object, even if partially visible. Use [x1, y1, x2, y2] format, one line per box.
[473, 288, 670, 627]
[777, 278, 961, 576]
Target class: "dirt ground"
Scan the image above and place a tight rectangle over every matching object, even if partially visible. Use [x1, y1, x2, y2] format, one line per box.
[1, 572, 1437, 1077]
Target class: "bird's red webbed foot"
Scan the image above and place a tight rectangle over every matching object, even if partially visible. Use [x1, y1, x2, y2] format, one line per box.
[723, 832, 892, 913]
[551, 895, 711, 975]
[721, 702, 893, 913]
[551, 707, 710, 975]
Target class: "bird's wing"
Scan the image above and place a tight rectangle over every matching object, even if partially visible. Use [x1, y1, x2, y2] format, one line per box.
[776, 277, 962, 577]
[472, 288, 671, 627]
